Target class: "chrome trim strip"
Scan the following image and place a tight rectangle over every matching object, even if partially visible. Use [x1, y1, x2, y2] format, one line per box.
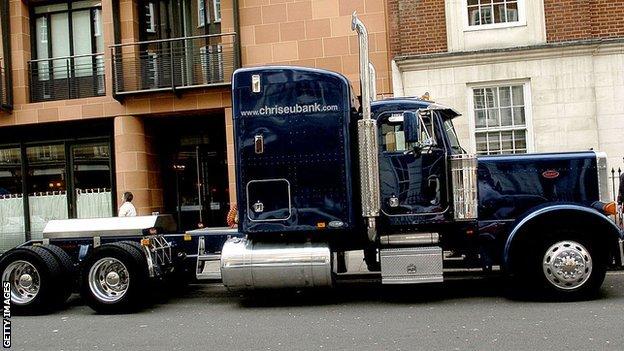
[595, 151, 610, 202]
[619, 239, 624, 266]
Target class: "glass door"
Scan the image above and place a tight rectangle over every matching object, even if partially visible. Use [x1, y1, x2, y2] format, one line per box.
[26, 144, 68, 239]
[170, 145, 227, 230]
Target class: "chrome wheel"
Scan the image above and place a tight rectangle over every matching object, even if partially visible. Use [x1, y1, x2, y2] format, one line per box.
[2, 260, 41, 305]
[542, 240, 592, 290]
[88, 258, 130, 303]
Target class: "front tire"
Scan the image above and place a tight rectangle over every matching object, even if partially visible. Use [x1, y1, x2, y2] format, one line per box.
[515, 233, 607, 300]
[81, 244, 148, 314]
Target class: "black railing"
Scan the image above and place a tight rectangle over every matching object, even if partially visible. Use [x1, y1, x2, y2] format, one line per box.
[28, 53, 105, 103]
[111, 33, 238, 96]
[0, 59, 7, 111]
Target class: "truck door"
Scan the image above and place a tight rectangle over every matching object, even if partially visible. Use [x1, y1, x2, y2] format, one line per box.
[378, 111, 449, 217]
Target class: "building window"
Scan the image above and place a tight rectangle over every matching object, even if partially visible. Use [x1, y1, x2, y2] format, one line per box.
[0, 147, 25, 252]
[472, 84, 529, 155]
[30, 1, 105, 102]
[467, 0, 519, 27]
[200, 45, 223, 83]
[198, 0, 207, 27]
[213, 0, 221, 23]
[145, 52, 160, 88]
[24, 140, 113, 240]
[145, 2, 156, 33]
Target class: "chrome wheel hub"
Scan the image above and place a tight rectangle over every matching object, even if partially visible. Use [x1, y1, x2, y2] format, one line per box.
[543, 241, 592, 290]
[88, 258, 130, 303]
[105, 272, 120, 287]
[18, 274, 33, 288]
[2, 260, 41, 305]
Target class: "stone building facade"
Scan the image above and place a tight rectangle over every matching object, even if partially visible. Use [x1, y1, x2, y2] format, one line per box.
[389, 0, 624, 199]
[0, 0, 391, 250]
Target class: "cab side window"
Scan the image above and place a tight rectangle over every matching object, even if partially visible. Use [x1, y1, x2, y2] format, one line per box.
[381, 113, 434, 152]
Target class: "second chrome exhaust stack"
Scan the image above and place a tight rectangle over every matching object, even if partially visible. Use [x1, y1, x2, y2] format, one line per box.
[352, 12, 380, 242]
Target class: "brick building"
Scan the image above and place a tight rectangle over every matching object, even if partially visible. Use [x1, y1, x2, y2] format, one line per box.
[389, 0, 624, 188]
[0, 0, 391, 250]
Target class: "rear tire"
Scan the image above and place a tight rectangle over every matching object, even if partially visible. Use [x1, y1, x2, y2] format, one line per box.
[81, 244, 149, 314]
[0, 246, 67, 315]
[38, 244, 77, 303]
[114, 240, 144, 254]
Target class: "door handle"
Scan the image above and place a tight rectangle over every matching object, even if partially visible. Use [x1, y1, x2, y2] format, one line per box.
[254, 134, 264, 154]
[428, 175, 440, 205]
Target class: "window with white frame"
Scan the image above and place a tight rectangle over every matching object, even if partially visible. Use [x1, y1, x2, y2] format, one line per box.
[213, 0, 221, 22]
[198, 0, 206, 27]
[467, 0, 519, 27]
[145, 2, 156, 33]
[472, 84, 529, 155]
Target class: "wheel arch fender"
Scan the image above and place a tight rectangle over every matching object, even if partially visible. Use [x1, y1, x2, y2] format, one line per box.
[503, 204, 623, 270]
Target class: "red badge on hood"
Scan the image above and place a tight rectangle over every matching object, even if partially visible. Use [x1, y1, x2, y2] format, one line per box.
[542, 170, 560, 179]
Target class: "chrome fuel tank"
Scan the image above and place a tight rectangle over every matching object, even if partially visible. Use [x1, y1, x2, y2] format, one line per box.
[220, 238, 332, 291]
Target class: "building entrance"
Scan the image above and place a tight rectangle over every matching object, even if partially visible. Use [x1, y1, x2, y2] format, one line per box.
[149, 114, 229, 231]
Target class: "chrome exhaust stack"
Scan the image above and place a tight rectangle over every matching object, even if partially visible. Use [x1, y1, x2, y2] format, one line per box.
[369, 63, 377, 101]
[352, 12, 380, 242]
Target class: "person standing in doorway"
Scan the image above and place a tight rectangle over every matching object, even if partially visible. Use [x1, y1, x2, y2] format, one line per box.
[118, 191, 137, 217]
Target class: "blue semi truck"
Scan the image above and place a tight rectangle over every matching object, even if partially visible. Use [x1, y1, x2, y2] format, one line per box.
[1, 14, 623, 314]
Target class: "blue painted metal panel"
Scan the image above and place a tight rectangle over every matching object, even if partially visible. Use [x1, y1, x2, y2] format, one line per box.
[477, 151, 599, 221]
[232, 66, 356, 234]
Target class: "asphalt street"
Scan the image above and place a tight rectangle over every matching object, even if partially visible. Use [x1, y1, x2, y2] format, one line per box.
[11, 271, 624, 351]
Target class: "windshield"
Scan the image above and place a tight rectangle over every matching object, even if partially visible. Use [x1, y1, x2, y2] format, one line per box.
[444, 120, 465, 154]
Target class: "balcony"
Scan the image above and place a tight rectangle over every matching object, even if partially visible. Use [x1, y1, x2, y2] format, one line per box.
[28, 53, 105, 103]
[111, 33, 238, 97]
[0, 57, 8, 111]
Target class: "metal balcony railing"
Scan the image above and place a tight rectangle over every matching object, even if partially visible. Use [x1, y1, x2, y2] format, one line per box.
[0, 59, 8, 111]
[111, 33, 238, 96]
[28, 53, 106, 103]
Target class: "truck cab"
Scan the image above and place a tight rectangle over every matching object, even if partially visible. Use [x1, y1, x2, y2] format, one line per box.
[374, 99, 462, 223]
